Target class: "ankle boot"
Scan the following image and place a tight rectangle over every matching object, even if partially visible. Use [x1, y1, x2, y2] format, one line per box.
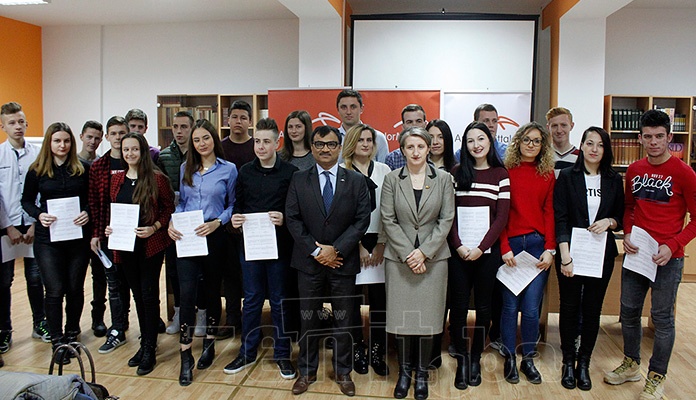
[65, 330, 80, 359]
[414, 367, 429, 400]
[166, 307, 180, 335]
[454, 354, 469, 390]
[469, 357, 482, 386]
[520, 356, 542, 384]
[576, 357, 592, 390]
[179, 348, 194, 386]
[561, 359, 576, 389]
[51, 336, 70, 365]
[370, 342, 389, 376]
[197, 339, 215, 370]
[504, 355, 519, 384]
[394, 335, 412, 399]
[136, 343, 157, 376]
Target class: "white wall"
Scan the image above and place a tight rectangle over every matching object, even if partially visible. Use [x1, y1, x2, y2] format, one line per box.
[43, 19, 299, 148]
[605, 7, 696, 95]
[298, 18, 342, 87]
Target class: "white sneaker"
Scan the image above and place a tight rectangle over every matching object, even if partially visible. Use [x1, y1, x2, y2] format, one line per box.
[640, 371, 666, 400]
[166, 307, 180, 335]
[194, 309, 207, 337]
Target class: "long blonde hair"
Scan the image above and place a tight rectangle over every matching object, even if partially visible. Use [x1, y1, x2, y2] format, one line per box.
[342, 124, 376, 170]
[504, 121, 554, 176]
[30, 122, 85, 178]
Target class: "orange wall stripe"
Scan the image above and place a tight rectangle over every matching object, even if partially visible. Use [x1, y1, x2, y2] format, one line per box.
[542, 0, 579, 107]
[0, 16, 43, 138]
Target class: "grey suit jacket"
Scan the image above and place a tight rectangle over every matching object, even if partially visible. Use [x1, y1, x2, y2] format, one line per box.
[380, 165, 455, 262]
[285, 164, 371, 275]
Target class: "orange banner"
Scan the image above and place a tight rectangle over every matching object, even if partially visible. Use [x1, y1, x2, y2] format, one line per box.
[268, 89, 440, 151]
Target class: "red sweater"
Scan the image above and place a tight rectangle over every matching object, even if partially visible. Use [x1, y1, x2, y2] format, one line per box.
[624, 156, 696, 258]
[500, 162, 555, 254]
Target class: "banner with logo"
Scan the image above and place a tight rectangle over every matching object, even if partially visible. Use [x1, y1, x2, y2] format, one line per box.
[443, 92, 533, 154]
[268, 89, 440, 151]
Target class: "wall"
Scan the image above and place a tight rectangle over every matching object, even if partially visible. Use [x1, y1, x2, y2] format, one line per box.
[0, 16, 43, 138]
[605, 7, 696, 95]
[43, 18, 299, 148]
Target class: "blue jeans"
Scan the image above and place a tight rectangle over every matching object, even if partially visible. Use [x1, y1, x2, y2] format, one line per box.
[239, 249, 292, 360]
[621, 257, 682, 375]
[100, 242, 129, 332]
[500, 232, 549, 357]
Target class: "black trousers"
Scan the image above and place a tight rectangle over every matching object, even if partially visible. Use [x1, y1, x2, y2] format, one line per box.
[221, 234, 242, 327]
[351, 283, 387, 348]
[119, 249, 165, 345]
[297, 268, 359, 376]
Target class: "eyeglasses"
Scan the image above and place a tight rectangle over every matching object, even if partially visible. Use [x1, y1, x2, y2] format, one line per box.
[521, 137, 543, 146]
[313, 141, 340, 150]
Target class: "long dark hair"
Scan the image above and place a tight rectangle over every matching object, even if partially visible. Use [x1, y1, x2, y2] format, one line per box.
[279, 110, 312, 161]
[425, 119, 456, 171]
[454, 122, 504, 191]
[572, 126, 616, 177]
[183, 119, 225, 187]
[120, 132, 161, 225]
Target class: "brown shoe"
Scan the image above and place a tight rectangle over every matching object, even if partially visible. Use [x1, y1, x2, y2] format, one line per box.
[292, 375, 317, 395]
[336, 373, 356, 397]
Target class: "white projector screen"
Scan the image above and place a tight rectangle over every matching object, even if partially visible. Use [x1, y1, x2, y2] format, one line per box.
[352, 18, 537, 92]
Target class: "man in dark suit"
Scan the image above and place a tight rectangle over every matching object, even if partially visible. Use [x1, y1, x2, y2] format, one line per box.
[286, 125, 371, 397]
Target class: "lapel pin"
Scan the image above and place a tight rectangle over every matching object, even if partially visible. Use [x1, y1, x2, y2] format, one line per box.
[425, 185, 430, 189]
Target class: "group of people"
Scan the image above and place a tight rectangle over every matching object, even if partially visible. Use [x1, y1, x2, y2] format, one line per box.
[0, 90, 693, 400]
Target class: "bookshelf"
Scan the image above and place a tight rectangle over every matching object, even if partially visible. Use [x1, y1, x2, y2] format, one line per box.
[603, 95, 694, 168]
[156, 93, 268, 149]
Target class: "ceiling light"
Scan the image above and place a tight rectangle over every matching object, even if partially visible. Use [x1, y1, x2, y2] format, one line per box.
[0, 0, 50, 5]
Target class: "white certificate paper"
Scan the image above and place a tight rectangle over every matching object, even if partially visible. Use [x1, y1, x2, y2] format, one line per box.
[356, 260, 385, 285]
[108, 203, 140, 251]
[457, 206, 491, 254]
[46, 196, 83, 242]
[496, 251, 544, 296]
[623, 226, 659, 282]
[243, 212, 278, 261]
[570, 228, 607, 278]
[97, 248, 113, 269]
[171, 210, 208, 258]
[1, 235, 34, 263]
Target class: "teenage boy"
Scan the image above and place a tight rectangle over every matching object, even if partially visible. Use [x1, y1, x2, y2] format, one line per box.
[217, 100, 255, 339]
[385, 104, 428, 170]
[89, 116, 132, 354]
[603, 110, 696, 400]
[0, 102, 49, 353]
[546, 107, 580, 175]
[336, 89, 389, 163]
[78, 120, 104, 164]
[223, 118, 298, 380]
[125, 108, 160, 162]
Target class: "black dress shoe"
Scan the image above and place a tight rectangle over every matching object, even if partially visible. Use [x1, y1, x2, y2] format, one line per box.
[561, 361, 576, 389]
[504, 356, 519, 384]
[179, 348, 194, 386]
[353, 342, 368, 374]
[92, 321, 107, 338]
[413, 368, 429, 400]
[469, 358, 482, 386]
[197, 339, 215, 370]
[520, 357, 542, 384]
[394, 366, 412, 399]
[576, 358, 592, 390]
[454, 354, 469, 390]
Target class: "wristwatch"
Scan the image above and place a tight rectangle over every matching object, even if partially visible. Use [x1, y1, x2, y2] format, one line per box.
[546, 249, 556, 256]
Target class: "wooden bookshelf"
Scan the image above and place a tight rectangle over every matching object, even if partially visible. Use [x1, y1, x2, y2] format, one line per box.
[156, 93, 268, 148]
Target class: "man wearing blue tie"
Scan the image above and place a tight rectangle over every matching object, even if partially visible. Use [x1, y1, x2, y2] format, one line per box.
[286, 126, 371, 397]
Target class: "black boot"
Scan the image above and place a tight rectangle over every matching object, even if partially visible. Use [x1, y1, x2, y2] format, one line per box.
[428, 333, 442, 369]
[414, 335, 432, 400]
[414, 367, 429, 400]
[469, 356, 482, 386]
[370, 342, 389, 376]
[197, 339, 215, 370]
[561, 357, 576, 389]
[454, 354, 469, 390]
[353, 341, 369, 374]
[51, 336, 70, 365]
[504, 355, 519, 384]
[520, 356, 542, 384]
[576, 356, 592, 390]
[179, 348, 194, 386]
[394, 335, 412, 399]
[128, 347, 143, 367]
[64, 330, 81, 359]
[136, 342, 157, 376]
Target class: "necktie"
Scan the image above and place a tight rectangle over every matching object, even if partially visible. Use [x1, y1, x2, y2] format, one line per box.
[322, 170, 333, 213]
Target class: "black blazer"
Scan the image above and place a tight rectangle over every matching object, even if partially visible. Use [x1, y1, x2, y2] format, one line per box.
[554, 166, 624, 261]
[285, 165, 371, 275]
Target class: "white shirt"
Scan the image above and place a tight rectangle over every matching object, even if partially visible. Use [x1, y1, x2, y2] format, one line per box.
[585, 173, 601, 224]
[0, 140, 39, 228]
[316, 162, 339, 196]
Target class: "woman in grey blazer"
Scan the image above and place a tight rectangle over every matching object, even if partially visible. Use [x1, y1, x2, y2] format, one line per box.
[381, 127, 455, 400]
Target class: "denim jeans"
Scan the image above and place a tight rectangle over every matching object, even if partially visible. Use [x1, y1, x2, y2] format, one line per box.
[100, 242, 129, 332]
[621, 257, 683, 375]
[34, 238, 90, 338]
[1, 256, 46, 330]
[500, 232, 548, 357]
[89, 251, 107, 322]
[239, 248, 292, 360]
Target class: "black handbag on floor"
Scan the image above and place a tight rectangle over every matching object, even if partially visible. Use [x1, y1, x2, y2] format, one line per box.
[50, 342, 117, 400]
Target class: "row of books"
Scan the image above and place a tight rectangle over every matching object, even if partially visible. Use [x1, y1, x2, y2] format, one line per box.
[611, 139, 686, 165]
[654, 107, 688, 132]
[610, 109, 643, 131]
[158, 106, 218, 128]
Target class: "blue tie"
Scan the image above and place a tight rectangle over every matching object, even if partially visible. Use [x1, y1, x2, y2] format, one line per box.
[322, 170, 333, 214]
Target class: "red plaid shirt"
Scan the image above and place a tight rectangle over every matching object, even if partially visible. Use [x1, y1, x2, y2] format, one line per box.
[88, 150, 115, 240]
[109, 171, 174, 263]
